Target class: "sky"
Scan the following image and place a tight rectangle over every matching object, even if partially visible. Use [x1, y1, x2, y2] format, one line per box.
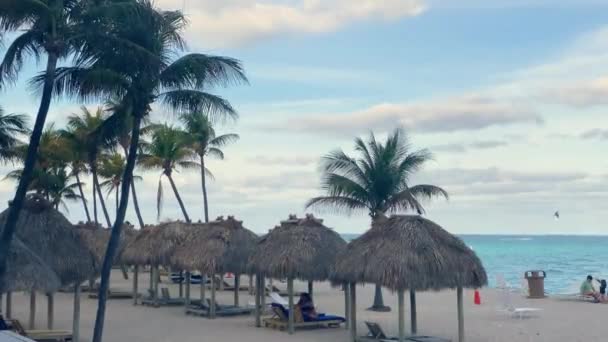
[1, 0, 608, 235]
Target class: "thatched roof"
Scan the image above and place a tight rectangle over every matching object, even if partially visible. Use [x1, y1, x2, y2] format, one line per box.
[121, 221, 196, 266]
[331, 215, 487, 291]
[1, 237, 61, 293]
[248, 214, 346, 281]
[0, 196, 96, 285]
[75, 222, 138, 273]
[170, 216, 258, 274]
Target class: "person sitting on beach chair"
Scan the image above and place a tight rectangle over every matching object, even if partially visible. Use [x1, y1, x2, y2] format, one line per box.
[581, 275, 601, 302]
[297, 293, 317, 320]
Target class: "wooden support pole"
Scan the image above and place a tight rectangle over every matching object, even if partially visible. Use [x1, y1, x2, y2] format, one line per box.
[349, 283, 357, 342]
[47, 293, 54, 330]
[5, 292, 11, 319]
[219, 274, 225, 291]
[410, 290, 417, 335]
[120, 264, 129, 280]
[234, 273, 240, 307]
[29, 292, 36, 329]
[249, 275, 254, 295]
[210, 273, 216, 319]
[398, 290, 405, 342]
[184, 272, 191, 312]
[344, 284, 350, 330]
[308, 281, 313, 299]
[133, 265, 139, 305]
[200, 274, 206, 302]
[73, 285, 81, 342]
[154, 265, 160, 307]
[149, 265, 154, 293]
[457, 287, 465, 342]
[287, 277, 295, 334]
[260, 275, 266, 309]
[255, 274, 261, 328]
[178, 271, 183, 298]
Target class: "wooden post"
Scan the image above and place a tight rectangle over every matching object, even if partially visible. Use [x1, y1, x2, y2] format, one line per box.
[133, 265, 139, 305]
[287, 277, 295, 334]
[219, 274, 225, 291]
[410, 290, 417, 335]
[349, 283, 357, 342]
[47, 293, 54, 329]
[5, 292, 11, 319]
[0, 293, 3, 314]
[398, 290, 405, 342]
[29, 292, 36, 329]
[153, 265, 159, 307]
[457, 287, 465, 342]
[149, 265, 154, 294]
[200, 274, 206, 303]
[210, 273, 216, 319]
[249, 275, 254, 295]
[73, 284, 81, 342]
[308, 281, 313, 298]
[184, 272, 191, 312]
[178, 271, 184, 298]
[260, 275, 266, 309]
[255, 274, 261, 328]
[234, 273, 240, 307]
[120, 264, 129, 280]
[344, 283, 350, 330]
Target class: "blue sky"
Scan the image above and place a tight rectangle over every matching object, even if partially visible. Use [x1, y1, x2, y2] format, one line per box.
[1, 0, 608, 235]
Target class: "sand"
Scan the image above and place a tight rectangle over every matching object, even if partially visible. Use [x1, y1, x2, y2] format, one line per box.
[3, 270, 606, 342]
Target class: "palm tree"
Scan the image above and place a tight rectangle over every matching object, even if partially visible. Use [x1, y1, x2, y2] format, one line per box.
[139, 124, 198, 222]
[306, 128, 448, 311]
[0, 106, 28, 163]
[64, 106, 113, 228]
[42, 3, 247, 340]
[0, 0, 136, 285]
[98, 153, 142, 211]
[59, 129, 92, 222]
[180, 112, 238, 222]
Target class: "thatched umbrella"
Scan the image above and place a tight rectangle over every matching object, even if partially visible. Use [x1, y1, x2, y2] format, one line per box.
[121, 221, 195, 306]
[0, 196, 96, 341]
[331, 215, 487, 342]
[171, 216, 258, 317]
[249, 214, 347, 334]
[1, 237, 61, 320]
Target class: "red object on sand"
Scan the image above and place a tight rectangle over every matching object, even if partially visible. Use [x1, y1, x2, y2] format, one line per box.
[474, 290, 481, 305]
[226, 273, 234, 278]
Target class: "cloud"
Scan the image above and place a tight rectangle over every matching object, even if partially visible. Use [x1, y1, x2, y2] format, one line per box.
[580, 129, 608, 140]
[269, 94, 542, 135]
[159, 0, 426, 48]
[430, 140, 508, 154]
[247, 155, 318, 166]
[542, 77, 608, 107]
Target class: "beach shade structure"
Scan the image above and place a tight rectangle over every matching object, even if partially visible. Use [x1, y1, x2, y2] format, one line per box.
[170, 216, 258, 318]
[249, 214, 347, 334]
[0, 195, 97, 342]
[331, 215, 487, 342]
[121, 221, 196, 307]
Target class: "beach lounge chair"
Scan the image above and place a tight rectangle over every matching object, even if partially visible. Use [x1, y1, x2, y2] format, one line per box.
[269, 292, 288, 306]
[497, 288, 542, 319]
[262, 303, 345, 331]
[360, 322, 451, 342]
[88, 289, 138, 299]
[141, 288, 185, 307]
[0, 330, 37, 342]
[8, 319, 72, 342]
[185, 299, 254, 317]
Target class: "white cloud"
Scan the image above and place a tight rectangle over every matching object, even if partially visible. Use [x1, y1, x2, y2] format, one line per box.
[158, 0, 426, 48]
[580, 129, 608, 140]
[268, 94, 542, 135]
[542, 77, 608, 108]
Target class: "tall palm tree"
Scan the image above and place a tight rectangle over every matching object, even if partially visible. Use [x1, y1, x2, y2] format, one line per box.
[59, 129, 92, 222]
[0, 0, 95, 286]
[43, 3, 247, 340]
[306, 128, 448, 312]
[0, 106, 29, 163]
[98, 153, 142, 211]
[139, 124, 198, 222]
[64, 106, 113, 227]
[180, 112, 238, 222]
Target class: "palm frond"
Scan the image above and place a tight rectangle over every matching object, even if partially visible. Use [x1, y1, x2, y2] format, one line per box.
[160, 53, 248, 90]
[158, 90, 237, 123]
[210, 133, 239, 148]
[305, 196, 368, 216]
[0, 30, 43, 86]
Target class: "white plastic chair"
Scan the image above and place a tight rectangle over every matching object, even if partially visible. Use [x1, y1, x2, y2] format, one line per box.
[497, 287, 542, 319]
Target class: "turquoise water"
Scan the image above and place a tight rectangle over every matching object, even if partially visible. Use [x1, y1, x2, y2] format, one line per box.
[341, 234, 608, 293]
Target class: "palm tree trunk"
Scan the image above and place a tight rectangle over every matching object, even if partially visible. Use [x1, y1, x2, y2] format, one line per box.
[167, 174, 190, 222]
[122, 145, 145, 229]
[93, 166, 112, 228]
[130, 182, 145, 229]
[115, 186, 119, 212]
[75, 172, 91, 222]
[369, 284, 391, 312]
[200, 155, 209, 223]
[93, 175, 98, 226]
[0, 53, 58, 287]
[92, 114, 143, 342]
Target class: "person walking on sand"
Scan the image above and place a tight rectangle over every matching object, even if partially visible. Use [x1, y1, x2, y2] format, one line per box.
[581, 275, 601, 302]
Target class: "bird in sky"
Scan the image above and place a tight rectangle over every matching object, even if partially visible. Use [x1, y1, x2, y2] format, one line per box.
[554, 211, 560, 220]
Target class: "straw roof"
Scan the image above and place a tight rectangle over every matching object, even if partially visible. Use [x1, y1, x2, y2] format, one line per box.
[170, 216, 258, 274]
[248, 214, 346, 281]
[75, 222, 138, 273]
[0, 196, 96, 285]
[1, 237, 61, 293]
[331, 215, 487, 291]
[121, 221, 196, 266]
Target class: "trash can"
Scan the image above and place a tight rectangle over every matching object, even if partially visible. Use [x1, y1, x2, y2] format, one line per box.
[524, 270, 546, 298]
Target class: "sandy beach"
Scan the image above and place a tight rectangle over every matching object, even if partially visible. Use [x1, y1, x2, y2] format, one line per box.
[3, 270, 605, 342]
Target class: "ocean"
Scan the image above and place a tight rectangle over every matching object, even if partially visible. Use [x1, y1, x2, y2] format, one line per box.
[340, 234, 608, 294]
